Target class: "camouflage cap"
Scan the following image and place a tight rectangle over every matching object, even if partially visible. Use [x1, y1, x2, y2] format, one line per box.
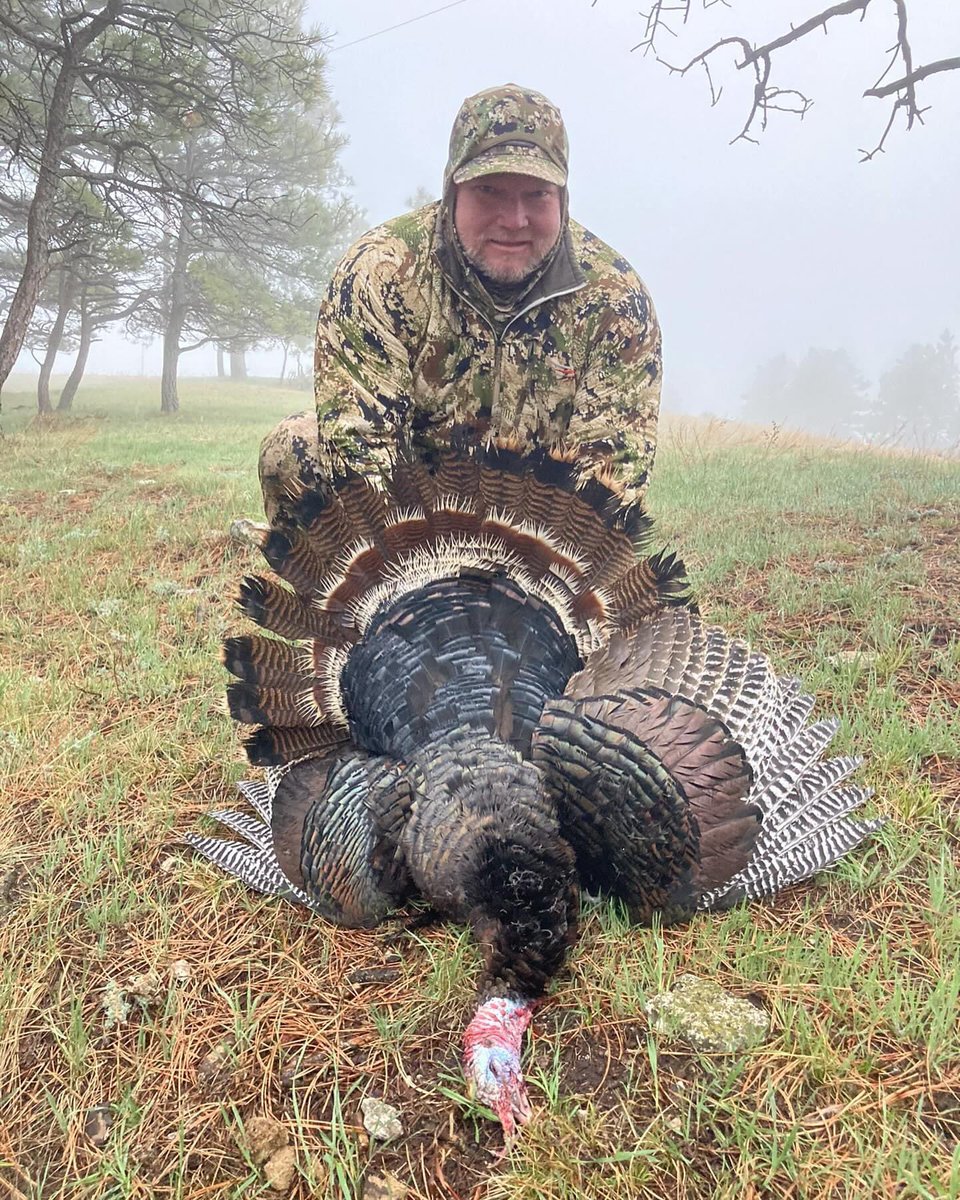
[444, 84, 569, 191]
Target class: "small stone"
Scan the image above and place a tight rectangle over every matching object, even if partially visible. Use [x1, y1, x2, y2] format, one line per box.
[84, 1104, 113, 1147]
[197, 1039, 236, 1088]
[127, 970, 163, 1005]
[229, 518, 270, 549]
[360, 1097, 403, 1141]
[91, 598, 122, 618]
[0, 863, 27, 905]
[263, 1145, 298, 1193]
[826, 649, 879, 667]
[243, 1115, 288, 1165]
[363, 1172, 409, 1200]
[101, 979, 131, 1029]
[170, 959, 191, 983]
[644, 975, 770, 1053]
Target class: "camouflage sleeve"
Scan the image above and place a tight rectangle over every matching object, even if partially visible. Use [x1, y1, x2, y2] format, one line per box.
[313, 232, 420, 479]
[566, 277, 662, 502]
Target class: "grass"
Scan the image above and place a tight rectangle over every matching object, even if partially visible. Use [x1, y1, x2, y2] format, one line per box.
[1, 377, 958, 1199]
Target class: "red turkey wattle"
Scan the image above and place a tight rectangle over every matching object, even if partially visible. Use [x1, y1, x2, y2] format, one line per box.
[462, 997, 535, 1138]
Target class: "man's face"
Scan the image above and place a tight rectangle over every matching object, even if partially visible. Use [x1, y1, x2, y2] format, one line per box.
[454, 173, 563, 283]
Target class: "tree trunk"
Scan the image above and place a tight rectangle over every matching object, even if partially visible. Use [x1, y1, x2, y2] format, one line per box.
[57, 292, 92, 411]
[279, 341, 288, 384]
[38, 271, 75, 413]
[216, 344, 225, 377]
[0, 0, 124, 403]
[161, 316, 184, 413]
[229, 346, 247, 379]
[161, 195, 192, 414]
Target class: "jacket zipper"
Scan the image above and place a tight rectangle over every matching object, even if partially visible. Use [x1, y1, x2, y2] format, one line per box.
[445, 279, 587, 428]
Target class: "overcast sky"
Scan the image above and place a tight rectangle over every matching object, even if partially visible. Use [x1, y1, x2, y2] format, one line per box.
[18, 0, 960, 417]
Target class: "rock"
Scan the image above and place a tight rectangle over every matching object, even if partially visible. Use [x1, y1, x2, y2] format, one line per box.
[229, 518, 270, 549]
[84, 1104, 113, 1147]
[101, 979, 131, 1029]
[149, 580, 200, 598]
[644, 975, 770, 1053]
[197, 1039, 235, 1088]
[363, 1171, 409, 1200]
[242, 1114, 288, 1165]
[127, 970, 163, 1004]
[345, 964, 402, 987]
[360, 1097, 403, 1141]
[0, 863, 27, 906]
[263, 1145, 298, 1193]
[170, 959, 191, 983]
[90, 598, 122, 618]
[826, 649, 879, 667]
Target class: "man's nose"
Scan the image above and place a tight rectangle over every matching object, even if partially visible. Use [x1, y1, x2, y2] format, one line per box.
[497, 197, 529, 229]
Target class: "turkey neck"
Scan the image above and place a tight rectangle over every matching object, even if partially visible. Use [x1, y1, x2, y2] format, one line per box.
[401, 729, 579, 1001]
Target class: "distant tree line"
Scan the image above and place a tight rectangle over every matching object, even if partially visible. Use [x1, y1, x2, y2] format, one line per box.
[0, 0, 362, 414]
[741, 332, 960, 452]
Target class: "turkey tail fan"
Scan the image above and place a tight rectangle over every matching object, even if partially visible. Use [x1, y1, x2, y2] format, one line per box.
[281, 467, 389, 560]
[227, 437, 692, 768]
[185, 749, 412, 927]
[559, 607, 883, 912]
[372, 438, 693, 657]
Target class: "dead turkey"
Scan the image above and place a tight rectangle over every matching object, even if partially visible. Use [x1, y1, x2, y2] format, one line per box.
[186, 436, 882, 1137]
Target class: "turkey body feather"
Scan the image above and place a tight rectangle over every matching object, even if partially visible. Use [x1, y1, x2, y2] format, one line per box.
[186, 437, 882, 1139]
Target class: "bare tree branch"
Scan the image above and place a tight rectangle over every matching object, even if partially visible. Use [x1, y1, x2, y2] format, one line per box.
[622, 0, 959, 155]
[864, 55, 960, 98]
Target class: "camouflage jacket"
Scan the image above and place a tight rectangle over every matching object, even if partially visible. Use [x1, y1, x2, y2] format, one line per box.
[310, 86, 662, 502]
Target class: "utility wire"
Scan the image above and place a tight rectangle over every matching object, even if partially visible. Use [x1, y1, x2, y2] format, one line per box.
[329, 0, 473, 52]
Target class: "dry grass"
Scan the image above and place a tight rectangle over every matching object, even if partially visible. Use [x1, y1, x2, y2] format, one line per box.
[1, 381, 958, 1199]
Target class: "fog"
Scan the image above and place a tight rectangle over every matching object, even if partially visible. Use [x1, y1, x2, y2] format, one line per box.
[18, 0, 960, 422]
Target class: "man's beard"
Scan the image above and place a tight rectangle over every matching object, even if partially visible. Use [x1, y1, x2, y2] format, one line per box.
[461, 239, 554, 285]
